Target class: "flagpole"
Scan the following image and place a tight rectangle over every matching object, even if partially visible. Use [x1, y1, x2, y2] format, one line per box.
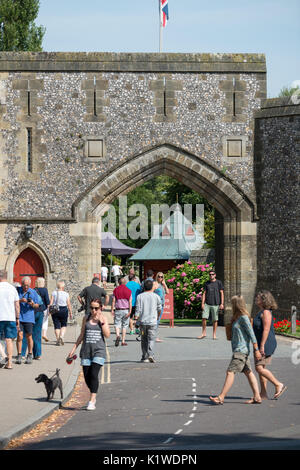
[159, 0, 162, 52]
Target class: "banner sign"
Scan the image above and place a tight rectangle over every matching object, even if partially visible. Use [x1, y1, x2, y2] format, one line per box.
[161, 288, 174, 327]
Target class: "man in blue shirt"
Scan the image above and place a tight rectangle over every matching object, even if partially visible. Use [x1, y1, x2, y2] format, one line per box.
[16, 277, 41, 364]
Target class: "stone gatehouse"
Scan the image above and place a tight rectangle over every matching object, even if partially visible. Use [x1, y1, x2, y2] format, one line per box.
[0, 52, 298, 319]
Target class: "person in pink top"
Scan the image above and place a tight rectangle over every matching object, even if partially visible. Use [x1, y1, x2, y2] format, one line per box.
[111, 277, 132, 346]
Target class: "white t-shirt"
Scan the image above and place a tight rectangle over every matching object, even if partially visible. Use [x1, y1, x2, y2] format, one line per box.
[101, 266, 108, 277]
[0, 281, 19, 321]
[51, 290, 69, 307]
[111, 265, 121, 276]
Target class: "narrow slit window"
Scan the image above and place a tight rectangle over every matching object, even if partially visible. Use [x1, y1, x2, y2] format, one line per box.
[163, 89, 167, 116]
[27, 128, 32, 172]
[27, 91, 31, 116]
[93, 89, 97, 116]
[233, 92, 236, 116]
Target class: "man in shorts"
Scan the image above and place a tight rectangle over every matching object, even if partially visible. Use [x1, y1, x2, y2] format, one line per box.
[16, 276, 40, 364]
[111, 277, 132, 346]
[101, 265, 108, 288]
[0, 270, 20, 369]
[198, 270, 224, 340]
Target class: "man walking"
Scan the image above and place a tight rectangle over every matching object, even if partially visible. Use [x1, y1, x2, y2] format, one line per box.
[16, 276, 40, 364]
[0, 270, 20, 369]
[111, 264, 122, 287]
[111, 277, 132, 346]
[78, 277, 109, 316]
[135, 279, 161, 363]
[198, 270, 224, 340]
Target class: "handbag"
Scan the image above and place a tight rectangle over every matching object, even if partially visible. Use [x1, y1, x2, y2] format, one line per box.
[49, 291, 60, 314]
[225, 322, 232, 341]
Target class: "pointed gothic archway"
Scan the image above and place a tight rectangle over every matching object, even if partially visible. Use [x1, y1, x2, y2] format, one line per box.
[5, 239, 54, 290]
[72, 144, 257, 319]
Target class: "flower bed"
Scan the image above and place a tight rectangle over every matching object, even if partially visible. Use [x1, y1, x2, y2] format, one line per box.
[274, 318, 300, 337]
[165, 261, 214, 318]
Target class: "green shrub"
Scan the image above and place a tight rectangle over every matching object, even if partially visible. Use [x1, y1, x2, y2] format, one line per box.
[165, 261, 214, 318]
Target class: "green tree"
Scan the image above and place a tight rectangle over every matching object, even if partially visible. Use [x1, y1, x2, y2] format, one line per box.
[0, 0, 45, 51]
[278, 85, 300, 97]
[104, 176, 215, 249]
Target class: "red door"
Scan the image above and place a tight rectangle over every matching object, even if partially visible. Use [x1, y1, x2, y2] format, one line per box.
[13, 248, 44, 288]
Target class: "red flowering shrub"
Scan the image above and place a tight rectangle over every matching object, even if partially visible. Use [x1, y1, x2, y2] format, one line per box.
[165, 261, 214, 318]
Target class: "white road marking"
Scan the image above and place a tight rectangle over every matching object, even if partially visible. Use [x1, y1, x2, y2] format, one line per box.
[175, 429, 183, 435]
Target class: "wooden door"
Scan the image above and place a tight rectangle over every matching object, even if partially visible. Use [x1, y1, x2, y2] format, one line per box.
[13, 248, 44, 288]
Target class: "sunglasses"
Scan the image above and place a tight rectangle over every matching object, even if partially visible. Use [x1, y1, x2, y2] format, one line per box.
[90, 306, 100, 311]
[158, 275, 164, 278]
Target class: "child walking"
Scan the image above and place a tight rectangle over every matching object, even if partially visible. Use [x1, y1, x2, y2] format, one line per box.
[210, 295, 262, 405]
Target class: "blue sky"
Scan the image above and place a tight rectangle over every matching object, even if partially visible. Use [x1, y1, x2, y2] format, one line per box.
[37, 0, 300, 97]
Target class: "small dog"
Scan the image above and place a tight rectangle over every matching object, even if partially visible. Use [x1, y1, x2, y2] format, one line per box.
[35, 368, 63, 401]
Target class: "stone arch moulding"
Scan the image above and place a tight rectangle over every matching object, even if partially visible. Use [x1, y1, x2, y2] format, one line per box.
[71, 143, 258, 316]
[5, 239, 54, 287]
[73, 143, 256, 222]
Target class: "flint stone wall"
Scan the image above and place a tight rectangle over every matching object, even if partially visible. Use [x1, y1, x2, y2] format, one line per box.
[254, 97, 300, 319]
[0, 52, 266, 310]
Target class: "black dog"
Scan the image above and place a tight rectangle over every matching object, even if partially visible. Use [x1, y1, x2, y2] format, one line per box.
[35, 368, 63, 401]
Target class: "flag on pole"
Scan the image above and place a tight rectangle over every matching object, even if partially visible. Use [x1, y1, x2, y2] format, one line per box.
[161, 0, 169, 28]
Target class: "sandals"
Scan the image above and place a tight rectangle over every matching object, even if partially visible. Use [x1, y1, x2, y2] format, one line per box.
[274, 385, 287, 400]
[209, 396, 224, 405]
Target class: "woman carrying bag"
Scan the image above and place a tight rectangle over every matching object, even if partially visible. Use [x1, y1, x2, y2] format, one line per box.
[49, 280, 73, 346]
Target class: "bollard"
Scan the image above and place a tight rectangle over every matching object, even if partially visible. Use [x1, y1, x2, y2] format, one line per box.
[291, 306, 297, 334]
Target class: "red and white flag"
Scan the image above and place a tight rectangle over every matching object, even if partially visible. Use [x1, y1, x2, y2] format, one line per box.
[161, 0, 169, 28]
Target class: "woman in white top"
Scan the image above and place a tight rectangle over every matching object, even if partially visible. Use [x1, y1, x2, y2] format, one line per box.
[49, 280, 73, 346]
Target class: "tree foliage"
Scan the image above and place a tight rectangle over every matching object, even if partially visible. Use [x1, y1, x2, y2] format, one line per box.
[278, 85, 300, 97]
[105, 176, 215, 249]
[0, 0, 45, 51]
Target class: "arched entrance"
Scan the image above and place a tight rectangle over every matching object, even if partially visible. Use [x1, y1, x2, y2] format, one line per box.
[13, 247, 44, 287]
[73, 144, 258, 320]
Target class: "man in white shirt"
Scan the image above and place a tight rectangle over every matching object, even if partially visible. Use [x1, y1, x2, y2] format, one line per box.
[111, 264, 122, 286]
[101, 265, 109, 288]
[0, 270, 20, 369]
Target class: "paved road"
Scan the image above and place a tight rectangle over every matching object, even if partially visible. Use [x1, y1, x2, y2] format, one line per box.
[8, 325, 300, 451]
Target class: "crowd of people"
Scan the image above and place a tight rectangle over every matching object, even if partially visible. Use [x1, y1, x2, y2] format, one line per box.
[0, 265, 287, 411]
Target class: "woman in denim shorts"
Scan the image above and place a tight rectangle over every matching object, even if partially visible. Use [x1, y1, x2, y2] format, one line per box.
[210, 295, 262, 405]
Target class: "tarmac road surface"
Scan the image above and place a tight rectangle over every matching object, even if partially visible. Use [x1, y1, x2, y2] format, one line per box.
[5, 324, 300, 452]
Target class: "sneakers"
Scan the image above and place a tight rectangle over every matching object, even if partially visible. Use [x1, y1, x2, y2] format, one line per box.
[148, 357, 156, 363]
[16, 354, 22, 364]
[25, 353, 33, 364]
[115, 336, 120, 347]
[141, 358, 150, 363]
[87, 401, 96, 411]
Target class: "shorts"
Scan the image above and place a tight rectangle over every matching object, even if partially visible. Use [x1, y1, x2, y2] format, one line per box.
[80, 357, 105, 366]
[255, 355, 272, 367]
[19, 322, 34, 335]
[101, 275, 107, 281]
[114, 310, 130, 329]
[227, 352, 252, 374]
[52, 307, 68, 329]
[202, 304, 219, 322]
[0, 321, 17, 339]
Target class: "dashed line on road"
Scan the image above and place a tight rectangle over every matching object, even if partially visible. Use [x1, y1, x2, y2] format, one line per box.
[161, 377, 198, 446]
